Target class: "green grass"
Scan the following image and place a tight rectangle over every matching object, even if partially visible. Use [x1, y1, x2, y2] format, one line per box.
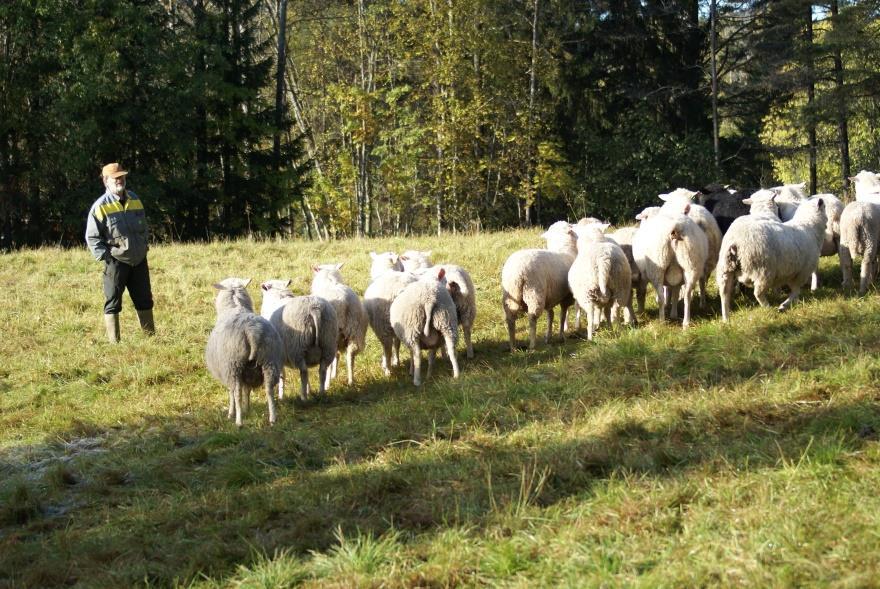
[2, 230, 880, 587]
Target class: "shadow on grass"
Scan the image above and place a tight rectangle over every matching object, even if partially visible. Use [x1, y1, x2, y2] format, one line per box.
[2, 265, 879, 586]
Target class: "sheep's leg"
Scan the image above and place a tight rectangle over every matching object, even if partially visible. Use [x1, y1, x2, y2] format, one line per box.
[233, 383, 243, 428]
[699, 275, 707, 308]
[506, 311, 518, 352]
[317, 362, 330, 397]
[636, 279, 647, 314]
[264, 376, 277, 425]
[381, 340, 393, 376]
[810, 271, 819, 292]
[559, 303, 571, 341]
[860, 247, 876, 296]
[778, 285, 801, 311]
[227, 388, 235, 420]
[412, 343, 423, 386]
[655, 281, 666, 322]
[324, 359, 333, 390]
[298, 364, 310, 401]
[587, 302, 596, 341]
[392, 339, 401, 367]
[544, 307, 555, 344]
[277, 371, 285, 400]
[753, 280, 772, 307]
[839, 244, 854, 292]
[445, 333, 460, 378]
[719, 273, 736, 323]
[527, 313, 539, 350]
[681, 280, 695, 328]
[426, 348, 436, 381]
[241, 387, 250, 414]
[668, 285, 680, 320]
[623, 300, 637, 327]
[463, 323, 474, 359]
[574, 307, 581, 330]
[346, 344, 356, 386]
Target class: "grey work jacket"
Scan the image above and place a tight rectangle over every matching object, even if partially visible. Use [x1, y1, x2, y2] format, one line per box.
[85, 190, 149, 266]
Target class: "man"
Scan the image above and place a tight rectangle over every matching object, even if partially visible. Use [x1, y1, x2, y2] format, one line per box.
[85, 162, 155, 343]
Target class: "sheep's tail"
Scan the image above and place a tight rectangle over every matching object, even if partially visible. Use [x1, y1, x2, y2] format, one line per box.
[245, 327, 260, 363]
[722, 243, 740, 274]
[423, 303, 434, 337]
[596, 261, 610, 299]
[309, 303, 322, 346]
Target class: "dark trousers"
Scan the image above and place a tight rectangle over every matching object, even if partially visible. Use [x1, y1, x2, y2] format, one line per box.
[103, 258, 154, 314]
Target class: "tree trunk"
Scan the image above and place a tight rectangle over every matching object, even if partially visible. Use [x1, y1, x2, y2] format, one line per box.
[805, 5, 817, 195]
[527, 0, 540, 226]
[272, 0, 287, 168]
[710, 0, 720, 173]
[829, 0, 851, 195]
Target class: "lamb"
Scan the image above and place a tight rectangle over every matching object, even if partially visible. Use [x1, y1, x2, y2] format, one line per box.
[716, 198, 827, 322]
[369, 251, 403, 280]
[838, 200, 880, 295]
[205, 278, 281, 427]
[501, 221, 577, 351]
[568, 225, 635, 340]
[390, 267, 460, 386]
[851, 170, 880, 203]
[262, 281, 338, 400]
[658, 188, 723, 308]
[311, 263, 369, 387]
[364, 270, 418, 375]
[633, 205, 708, 328]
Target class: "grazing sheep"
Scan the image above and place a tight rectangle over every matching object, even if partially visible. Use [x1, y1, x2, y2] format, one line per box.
[206, 278, 281, 427]
[838, 200, 880, 295]
[369, 251, 403, 280]
[364, 270, 418, 375]
[717, 198, 827, 321]
[658, 189, 723, 308]
[399, 250, 432, 273]
[263, 283, 338, 400]
[568, 225, 635, 340]
[851, 170, 880, 203]
[311, 263, 369, 387]
[390, 267, 460, 386]
[501, 221, 577, 350]
[633, 205, 708, 328]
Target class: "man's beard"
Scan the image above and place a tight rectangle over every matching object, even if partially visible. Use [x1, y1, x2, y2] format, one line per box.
[108, 182, 125, 196]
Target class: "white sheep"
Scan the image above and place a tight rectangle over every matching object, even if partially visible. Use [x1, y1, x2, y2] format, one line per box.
[717, 198, 827, 321]
[809, 193, 844, 290]
[852, 170, 880, 203]
[658, 188, 722, 308]
[399, 250, 432, 273]
[390, 267, 460, 386]
[501, 221, 577, 350]
[311, 263, 369, 388]
[838, 200, 880, 295]
[205, 278, 281, 426]
[262, 282, 338, 400]
[771, 182, 808, 221]
[568, 225, 635, 340]
[633, 205, 708, 328]
[364, 270, 418, 375]
[369, 251, 403, 280]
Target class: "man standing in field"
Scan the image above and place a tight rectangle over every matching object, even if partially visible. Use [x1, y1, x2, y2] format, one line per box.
[85, 162, 155, 343]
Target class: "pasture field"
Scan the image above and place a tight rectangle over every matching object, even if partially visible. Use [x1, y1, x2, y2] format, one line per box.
[1, 230, 880, 588]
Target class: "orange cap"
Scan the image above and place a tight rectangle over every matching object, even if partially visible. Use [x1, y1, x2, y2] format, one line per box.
[100, 163, 128, 179]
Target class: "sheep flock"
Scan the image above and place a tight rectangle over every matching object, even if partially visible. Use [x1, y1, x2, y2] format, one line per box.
[206, 170, 880, 426]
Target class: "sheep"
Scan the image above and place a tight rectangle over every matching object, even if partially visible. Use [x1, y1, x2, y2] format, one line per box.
[700, 185, 751, 234]
[838, 200, 880, 295]
[716, 198, 827, 321]
[607, 225, 643, 313]
[501, 221, 577, 351]
[851, 170, 880, 203]
[809, 193, 844, 290]
[390, 267, 460, 386]
[369, 251, 403, 280]
[739, 189, 781, 222]
[364, 270, 418, 375]
[205, 278, 281, 427]
[633, 205, 708, 328]
[399, 250, 432, 273]
[311, 263, 369, 387]
[568, 225, 635, 340]
[262, 282, 338, 400]
[771, 182, 808, 222]
[658, 189, 723, 309]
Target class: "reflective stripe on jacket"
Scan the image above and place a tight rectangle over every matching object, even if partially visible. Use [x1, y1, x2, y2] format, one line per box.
[85, 190, 149, 265]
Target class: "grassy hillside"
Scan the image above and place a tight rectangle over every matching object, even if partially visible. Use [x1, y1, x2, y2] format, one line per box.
[1, 230, 879, 587]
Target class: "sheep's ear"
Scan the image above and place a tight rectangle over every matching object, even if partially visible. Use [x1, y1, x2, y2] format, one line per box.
[242, 278, 252, 288]
[212, 283, 225, 290]
[312, 264, 320, 273]
[848, 176, 856, 182]
[817, 198, 825, 211]
[436, 267, 446, 281]
[335, 262, 345, 270]
[795, 182, 807, 190]
[635, 212, 644, 220]
[260, 282, 270, 291]
[683, 203, 691, 215]
[424, 250, 432, 257]
[770, 188, 780, 196]
[284, 279, 292, 287]
[447, 280, 461, 295]
[742, 197, 753, 205]
[400, 255, 409, 261]
[658, 192, 669, 201]
[599, 223, 610, 232]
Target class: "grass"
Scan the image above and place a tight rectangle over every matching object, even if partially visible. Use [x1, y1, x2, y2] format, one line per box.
[1, 229, 880, 587]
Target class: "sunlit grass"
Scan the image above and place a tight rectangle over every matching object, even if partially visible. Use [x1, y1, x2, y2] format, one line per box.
[1, 233, 879, 586]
